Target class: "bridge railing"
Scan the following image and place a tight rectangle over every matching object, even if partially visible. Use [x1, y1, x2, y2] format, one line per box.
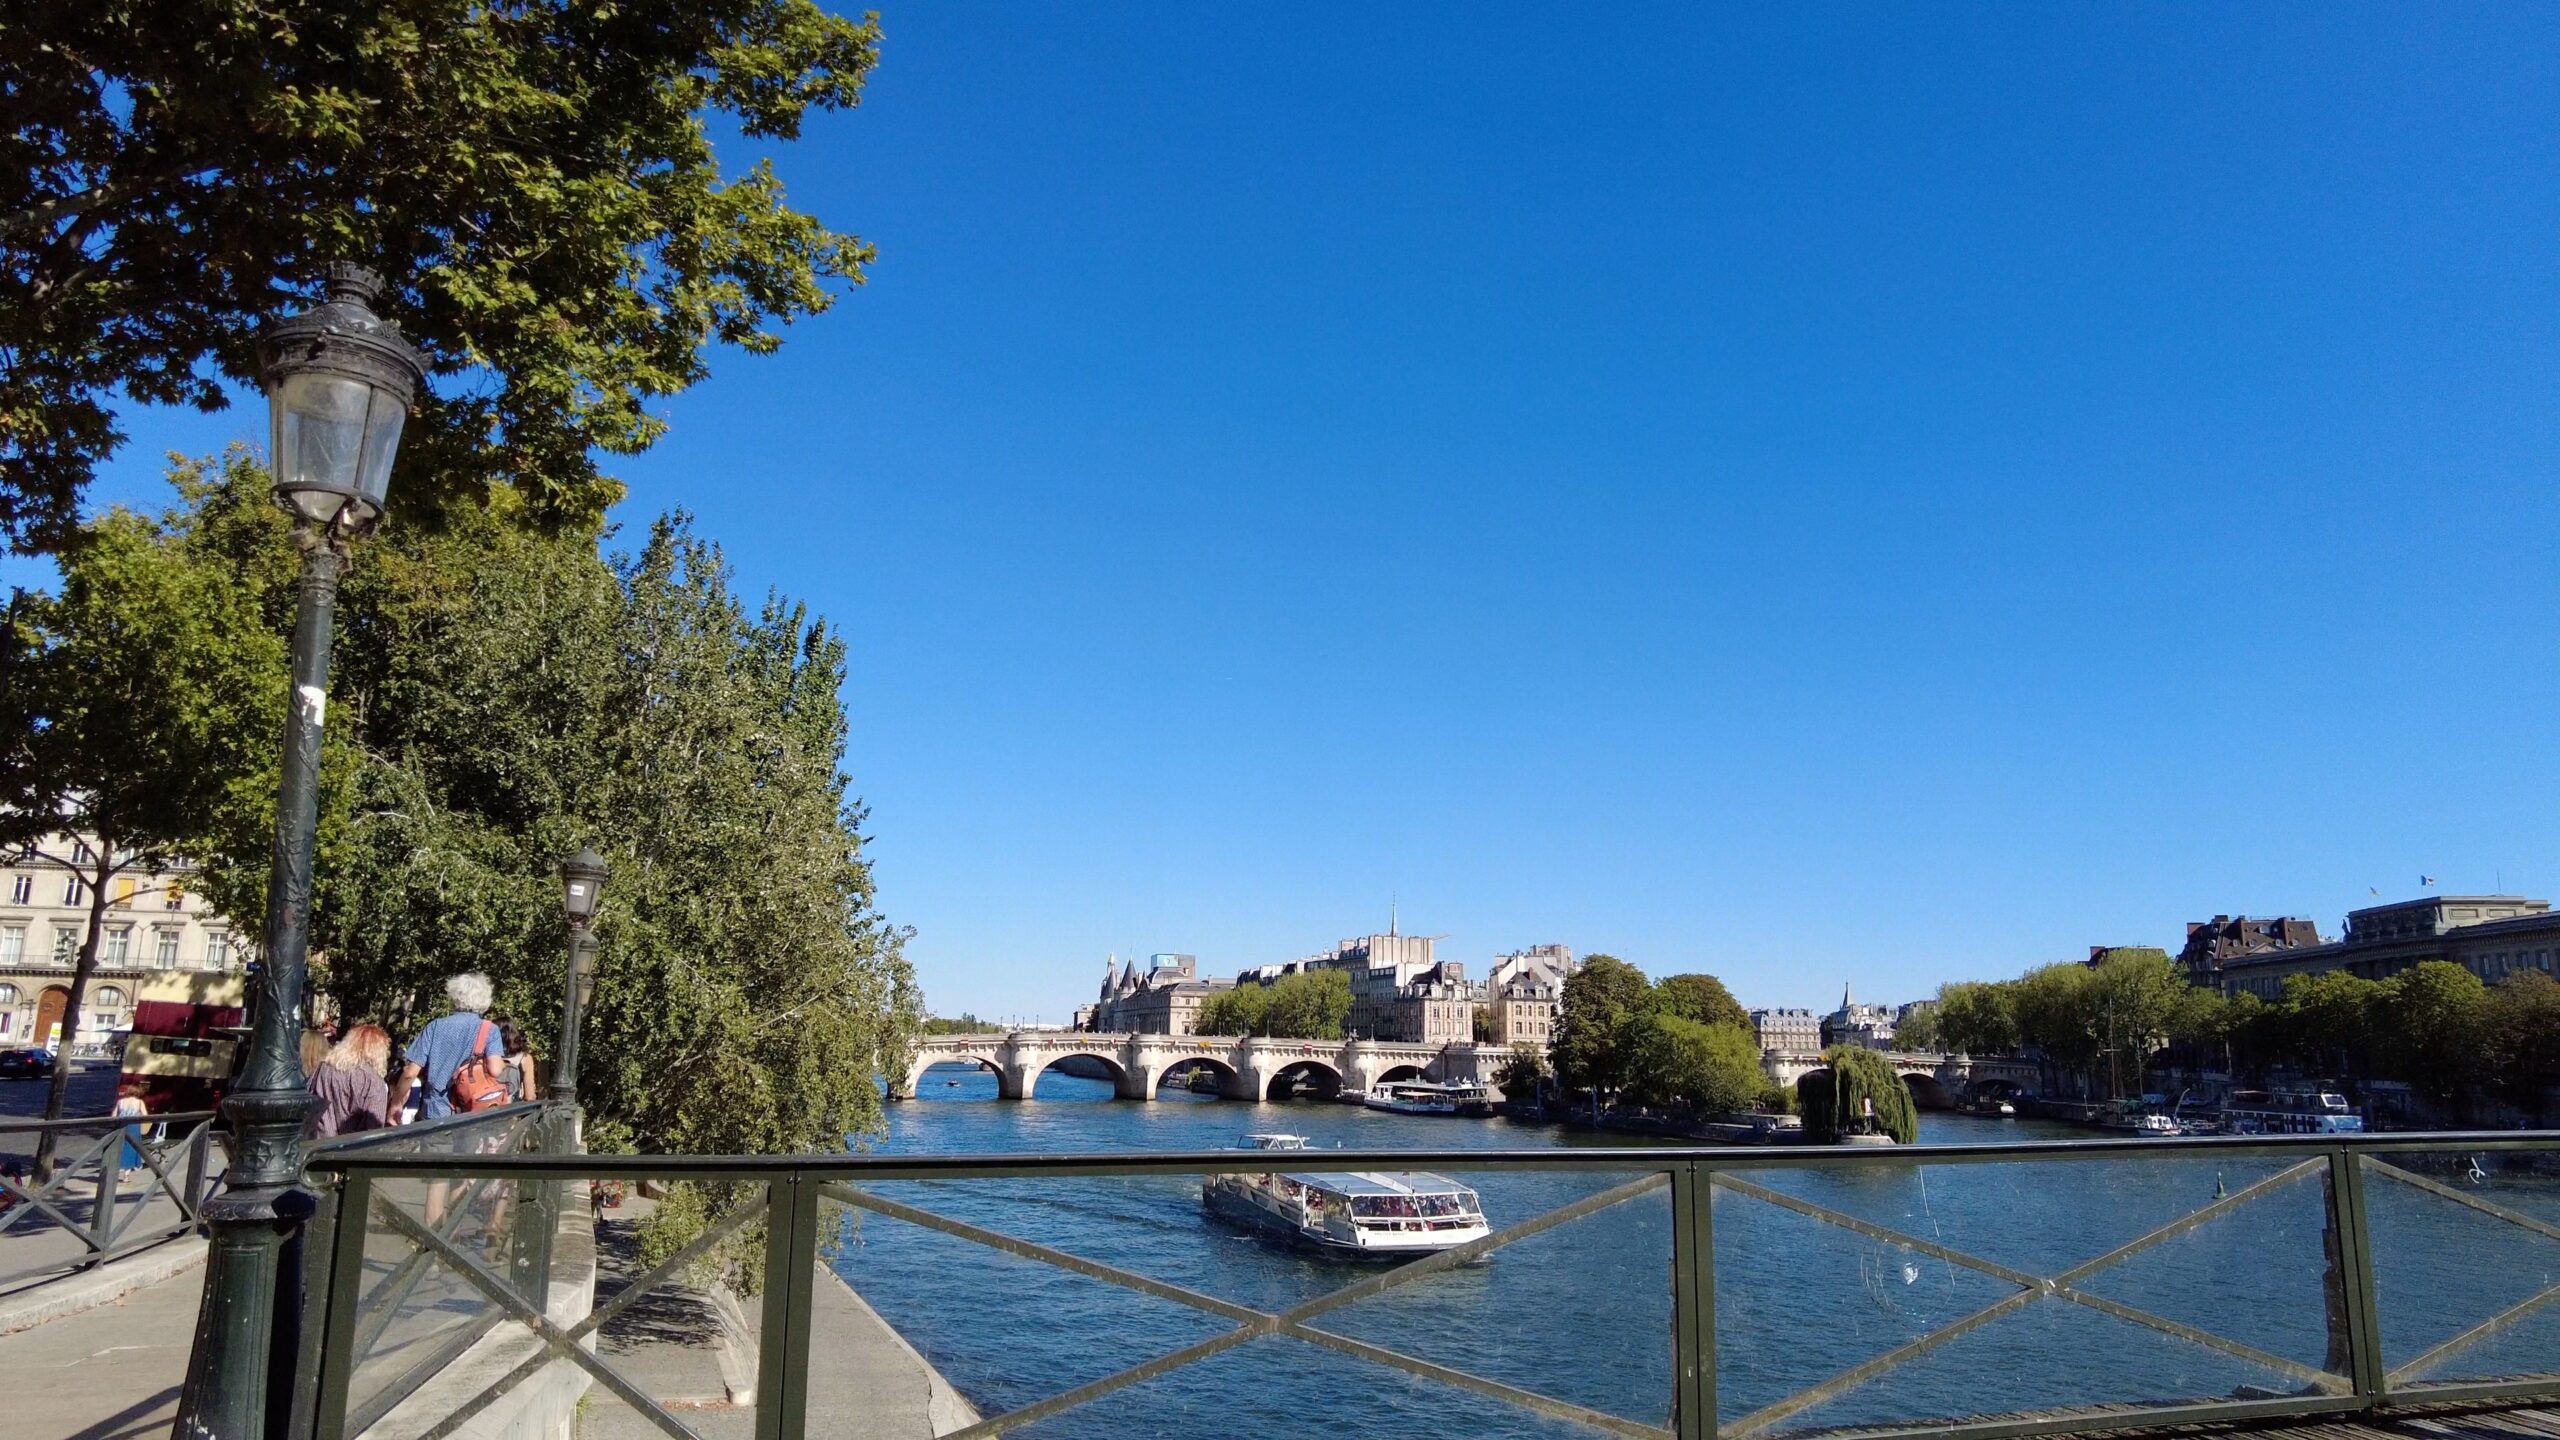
[302, 1131, 2560, 1440]
[0, 1109, 221, 1295]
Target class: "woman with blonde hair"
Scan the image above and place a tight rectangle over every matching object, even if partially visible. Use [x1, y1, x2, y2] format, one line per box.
[308, 1023, 394, 1138]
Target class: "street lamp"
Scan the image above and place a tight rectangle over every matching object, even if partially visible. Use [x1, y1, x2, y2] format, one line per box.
[176, 264, 424, 1440]
[551, 847, 610, 1105]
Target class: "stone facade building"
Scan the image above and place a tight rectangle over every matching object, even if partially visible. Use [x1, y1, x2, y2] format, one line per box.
[1486, 945, 1576, 1051]
[1750, 1007, 1821, 1056]
[0, 835, 243, 1051]
[1821, 985, 1897, 1049]
[2218, 895, 2560, 999]
[1084, 953, 1231, 1035]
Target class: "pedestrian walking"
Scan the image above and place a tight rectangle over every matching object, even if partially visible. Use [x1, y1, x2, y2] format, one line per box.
[393, 973, 508, 1124]
[308, 1023, 393, 1138]
[496, 1019, 538, 1102]
[112, 1081, 150, 1181]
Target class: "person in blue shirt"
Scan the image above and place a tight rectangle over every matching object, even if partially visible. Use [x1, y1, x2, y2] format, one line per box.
[394, 972, 498, 1124]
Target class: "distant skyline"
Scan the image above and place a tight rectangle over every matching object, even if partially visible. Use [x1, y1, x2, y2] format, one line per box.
[20, 7, 2558, 1023]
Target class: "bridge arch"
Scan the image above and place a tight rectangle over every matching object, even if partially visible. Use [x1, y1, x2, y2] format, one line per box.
[904, 1053, 1001, 1099]
[1156, 1056, 1240, 1097]
[1265, 1059, 1343, 1102]
[1374, 1063, 1427, 1087]
[1028, 1050, 1130, 1098]
[1898, 1070, 1954, 1110]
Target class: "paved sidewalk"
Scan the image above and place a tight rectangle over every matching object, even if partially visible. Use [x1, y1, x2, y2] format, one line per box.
[0, 1249, 204, 1440]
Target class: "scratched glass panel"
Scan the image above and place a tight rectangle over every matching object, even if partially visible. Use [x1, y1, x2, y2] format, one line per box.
[1715, 1155, 2345, 1437]
[1312, 1169, 1675, 1429]
[569, 1180, 774, 1440]
[1009, 1334, 1620, 1440]
[333, 1111, 549, 1435]
[2360, 1150, 2560, 1392]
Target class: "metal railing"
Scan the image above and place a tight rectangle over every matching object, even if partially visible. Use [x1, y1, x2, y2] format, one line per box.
[300, 1130, 2560, 1440]
[0, 1109, 221, 1292]
[287, 1100, 555, 1440]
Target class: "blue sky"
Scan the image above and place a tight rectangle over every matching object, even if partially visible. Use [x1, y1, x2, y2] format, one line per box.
[41, 7, 2560, 1022]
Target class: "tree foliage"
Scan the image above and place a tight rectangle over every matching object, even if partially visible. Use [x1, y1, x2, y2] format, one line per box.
[1891, 1002, 1941, 1053]
[98, 454, 919, 1159]
[1551, 954, 1651, 1101]
[1620, 1014, 1765, 1117]
[1, 0, 881, 551]
[0, 471, 285, 1145]
[1649, 973, 1748, 1032]
[1797, 1046, 1919, 1144]
[1496, 1043, 1545, 1103]
[1935, 980, 2019, 1056]
[1196, 968, 1349, 1041]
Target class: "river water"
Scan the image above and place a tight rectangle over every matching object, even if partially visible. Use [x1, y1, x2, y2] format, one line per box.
[829, 1067, 2560, 1439]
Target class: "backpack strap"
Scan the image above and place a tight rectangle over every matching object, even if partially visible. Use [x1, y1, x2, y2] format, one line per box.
[471, 1019, 494, 1059]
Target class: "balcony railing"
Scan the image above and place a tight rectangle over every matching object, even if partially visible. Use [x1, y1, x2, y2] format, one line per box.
[0, 1109, 221, 1294]
[300, 1131, 2560, 1440]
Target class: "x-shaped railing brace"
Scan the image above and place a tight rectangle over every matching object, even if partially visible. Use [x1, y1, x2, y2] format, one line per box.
[0, 1119, 206, 1252]
[1713, 1159, 2349, 1439]
[2359, 1159, 2560, 1388]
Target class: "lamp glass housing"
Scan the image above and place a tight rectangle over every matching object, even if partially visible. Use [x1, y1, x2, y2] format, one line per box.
[561, 850, 609, 926]
[269, 370, 406, 525]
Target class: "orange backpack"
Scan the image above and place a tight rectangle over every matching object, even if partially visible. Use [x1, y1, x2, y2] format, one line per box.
[449, 1020, 515, 1113]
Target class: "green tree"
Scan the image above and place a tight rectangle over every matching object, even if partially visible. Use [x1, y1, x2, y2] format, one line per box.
[1496, 1044, 1546, 1104]
[2484, 972, 2560, 1123]
[1892, 1002, 1942, 1053]
[1649, 973, 1748, 1032]
[1198, 969, 1347, 1040]
[1796, 1046, 1919, 1144]
[1936, 980, 2020, 1056]
[2011, 962, 2099, 1096]
[0, 472, 284, 1162]
[1552, 953, 1651, 1105]
[2379, 961, 2486, 1105]
[2, 0, 883, 551]
[160, 460, 917, 1161]
[2279, 971, 2383, 1080]
[1621, 1015, 1765, 1117]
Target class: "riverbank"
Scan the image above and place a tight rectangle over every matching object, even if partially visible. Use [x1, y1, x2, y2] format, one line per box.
[1491, 1100, 1801, 1144]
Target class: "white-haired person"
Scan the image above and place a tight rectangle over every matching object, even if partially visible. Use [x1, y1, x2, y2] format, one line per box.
[393, 973, 511, 1123]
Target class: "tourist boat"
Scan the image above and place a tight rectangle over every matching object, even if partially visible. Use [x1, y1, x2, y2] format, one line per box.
[1362, 1079, 1490, 1116]
[1959, 1097, 2016, 1118]
[2220, 1088, 2364, 1135]
[1204, 1135, 1491, 1261]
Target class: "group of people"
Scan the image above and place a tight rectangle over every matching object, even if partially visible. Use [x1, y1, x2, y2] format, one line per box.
[304, 973, 538, 1138]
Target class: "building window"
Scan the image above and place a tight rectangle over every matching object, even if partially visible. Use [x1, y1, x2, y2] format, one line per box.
[0, 984, 15, 1004]
[165, 881, 184, 910]
[102, 927, 129, 964]
[111, 876, 138, 907]
[205, 933, 230, 971]
[62, 877, 83, 905]
[0, 929, 18, 965]
[154, 931, 178, 969]
[52, 929, 76, 963]
[7, 875, 26, 904]
[92, 985, 125, 1011]
[71, 841, 92, 864]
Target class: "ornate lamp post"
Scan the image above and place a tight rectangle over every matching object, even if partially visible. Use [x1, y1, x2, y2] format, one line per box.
[176, 264, 424, 1440]
[550, 847, 610, 1105]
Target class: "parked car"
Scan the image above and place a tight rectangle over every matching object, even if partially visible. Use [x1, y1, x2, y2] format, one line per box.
[0, 1048, 55, 1080]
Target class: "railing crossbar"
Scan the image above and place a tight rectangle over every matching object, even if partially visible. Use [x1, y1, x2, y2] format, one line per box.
[2386, 1279, 2560, 1387]
[2361, 1157, 2560, 1246]
[347, 1113, 545, 1364]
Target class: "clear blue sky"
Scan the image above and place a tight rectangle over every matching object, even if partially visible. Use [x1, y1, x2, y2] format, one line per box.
[44, 7, 2560, 1022]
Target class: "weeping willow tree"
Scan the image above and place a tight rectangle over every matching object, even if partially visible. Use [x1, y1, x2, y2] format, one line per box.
[1797, 1046, 1919, 1144]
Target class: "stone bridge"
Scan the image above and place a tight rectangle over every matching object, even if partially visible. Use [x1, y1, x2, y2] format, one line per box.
[1762, 1050, 2040, 1108]
[896, 1032, 1487, 1102]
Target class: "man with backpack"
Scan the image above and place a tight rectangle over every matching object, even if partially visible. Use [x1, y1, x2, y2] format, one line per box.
[393, 972, 514, 1124]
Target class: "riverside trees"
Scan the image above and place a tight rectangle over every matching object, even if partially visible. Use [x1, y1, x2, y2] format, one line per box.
[1195, 969, 1352, 1040]
[13, 453, 919, 1160]
[1551, 955, 1770, 1119]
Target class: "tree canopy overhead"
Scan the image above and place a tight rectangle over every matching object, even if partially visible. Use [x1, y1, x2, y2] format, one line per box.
[1, 0, 880, 551]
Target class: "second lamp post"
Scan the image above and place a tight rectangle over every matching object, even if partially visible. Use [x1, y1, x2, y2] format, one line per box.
[552, 847, 610, 1107]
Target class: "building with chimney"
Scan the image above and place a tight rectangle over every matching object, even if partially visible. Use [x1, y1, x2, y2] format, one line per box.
[1083, 953, 1231, 1035]
[1749, 1007, 1821, 1056]
[1485, 945, 1576, 1050]
[1821, 984, 1897, 1050]
[2177, 914, 2325, 988]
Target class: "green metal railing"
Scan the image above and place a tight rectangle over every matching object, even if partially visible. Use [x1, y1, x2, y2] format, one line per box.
[0, 1110, 220, 1292]
[299, 1130, 2560, 1440]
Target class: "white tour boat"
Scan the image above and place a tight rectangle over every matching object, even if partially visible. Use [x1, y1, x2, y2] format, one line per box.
[1204, 1135, 1492, 1262]
[1361, 1079, 1490, 1116]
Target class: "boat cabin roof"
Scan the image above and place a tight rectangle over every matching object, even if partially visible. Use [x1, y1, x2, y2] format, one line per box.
[1282, 1171, 1476, 1199]
[1237, 1133, 1312, 1149]
[1377, 1080, 1485, 1093]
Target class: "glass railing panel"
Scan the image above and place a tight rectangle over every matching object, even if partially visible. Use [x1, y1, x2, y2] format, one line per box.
[1308, 1167, 1675, 1430]
[570, 1179, 773, 1440]
[2359, 1148, 2560, 1394]
[1712, 1151, 2350, 1439]
[1009, 1333, 1633, 1440]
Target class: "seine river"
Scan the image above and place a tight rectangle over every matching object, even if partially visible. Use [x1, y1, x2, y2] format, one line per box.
[830, 1066, 2559, 1439]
